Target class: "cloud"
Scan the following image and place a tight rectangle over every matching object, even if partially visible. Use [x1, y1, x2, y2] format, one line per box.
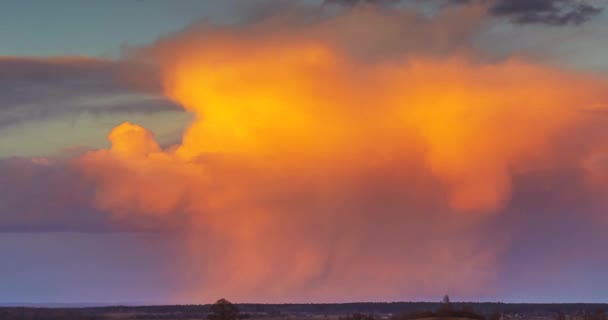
[0, 57, 181, 129]
[322, 0, 403, 6]
[490, 0, 603, 25]
[451, 0, 603, 25]
[68, 4, 608, 302]
[0, 157, 186, 232]
[327, 0, 605, 26]
[0, 157, 107, 232]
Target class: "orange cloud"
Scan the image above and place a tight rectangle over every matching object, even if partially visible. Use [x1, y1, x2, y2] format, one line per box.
[75, 5, 608, 302]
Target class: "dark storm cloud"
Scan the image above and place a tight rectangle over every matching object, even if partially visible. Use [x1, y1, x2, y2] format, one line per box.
[489, 0, 603, 25]
[322, 0, 402, 6]
[0, 57, 181, 128]
[325, 0, 603, 26]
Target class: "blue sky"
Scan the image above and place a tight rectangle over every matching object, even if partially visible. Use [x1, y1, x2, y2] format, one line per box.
[0, 0, 233, 57]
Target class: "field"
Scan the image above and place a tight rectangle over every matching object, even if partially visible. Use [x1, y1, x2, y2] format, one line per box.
[0, 303, 606, 320]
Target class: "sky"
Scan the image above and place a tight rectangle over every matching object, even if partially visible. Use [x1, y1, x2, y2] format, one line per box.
[2, 0, 608, 304]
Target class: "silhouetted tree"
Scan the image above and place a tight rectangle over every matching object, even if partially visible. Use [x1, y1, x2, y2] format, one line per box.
[208, 298, 240, 320]
[439, 295, 453, 313]
[442, 295, 451, 304]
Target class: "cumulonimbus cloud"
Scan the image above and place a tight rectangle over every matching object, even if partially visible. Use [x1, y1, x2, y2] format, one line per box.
[65, 3, 608, 302]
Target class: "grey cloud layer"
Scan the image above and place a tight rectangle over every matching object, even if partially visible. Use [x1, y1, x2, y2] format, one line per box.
[0, 157, 187, 232]
[0, 58, 181, 128]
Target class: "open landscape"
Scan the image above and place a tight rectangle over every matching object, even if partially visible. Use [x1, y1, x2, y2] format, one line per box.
[2, 299, 608, 320]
